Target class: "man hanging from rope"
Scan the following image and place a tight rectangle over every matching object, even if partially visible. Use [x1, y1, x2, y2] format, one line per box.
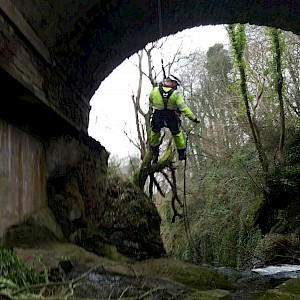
[149, 73, 200, 161]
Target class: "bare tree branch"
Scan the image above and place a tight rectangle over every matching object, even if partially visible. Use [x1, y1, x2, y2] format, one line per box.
[123, 129, 140, 151]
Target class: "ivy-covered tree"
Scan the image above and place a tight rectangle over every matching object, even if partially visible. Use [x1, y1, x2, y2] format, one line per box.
[227, 23, 269, 176]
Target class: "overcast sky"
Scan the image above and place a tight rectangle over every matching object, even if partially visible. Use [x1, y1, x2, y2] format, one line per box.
[88, 25, 229, 160]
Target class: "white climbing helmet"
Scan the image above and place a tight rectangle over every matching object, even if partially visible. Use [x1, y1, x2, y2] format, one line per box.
[169, 73, 182, 86]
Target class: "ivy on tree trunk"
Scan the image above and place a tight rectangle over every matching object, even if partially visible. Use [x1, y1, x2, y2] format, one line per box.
[227, 24, 269, 176]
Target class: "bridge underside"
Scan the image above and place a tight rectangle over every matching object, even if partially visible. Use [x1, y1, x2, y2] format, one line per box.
[1, 0, 300, 133]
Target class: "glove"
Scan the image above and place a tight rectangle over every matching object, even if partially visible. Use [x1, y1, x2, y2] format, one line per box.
[193, 117, 200, 124]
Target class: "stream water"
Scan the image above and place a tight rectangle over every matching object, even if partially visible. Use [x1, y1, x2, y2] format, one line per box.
[252, 264, 300, 277]
[221, 264, 300, 299]
[67, 264, 300, 299]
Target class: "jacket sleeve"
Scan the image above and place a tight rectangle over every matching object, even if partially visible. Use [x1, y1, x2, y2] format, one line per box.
[175, 93, 196, 121]
[149, 87, 163, 110]
[149, 90, 153, 105]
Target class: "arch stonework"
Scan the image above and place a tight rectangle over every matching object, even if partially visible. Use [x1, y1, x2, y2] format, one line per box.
[0, 0, 299, 236]
[1, 0, 300, 132]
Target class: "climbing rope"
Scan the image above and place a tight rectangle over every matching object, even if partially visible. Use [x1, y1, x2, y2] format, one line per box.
[157, 0, 163, 39]
[181, 123, 199, 258]
[157, 0, 197, 258]
[157, 0, 166, 79]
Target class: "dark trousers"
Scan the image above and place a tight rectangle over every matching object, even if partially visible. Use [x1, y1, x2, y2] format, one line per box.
[150, 110, 185, 149]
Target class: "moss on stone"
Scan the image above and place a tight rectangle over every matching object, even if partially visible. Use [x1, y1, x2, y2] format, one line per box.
[259, 278, 300, 299]
[99, 243, 128, 263]
[102, 174, 165, 259]
[186, 289, 232, 299]
[1, 223, 58, 248]
[27, 206, 64, 240]
[278, 278, 300, 295]
[133, 258, 234, 291]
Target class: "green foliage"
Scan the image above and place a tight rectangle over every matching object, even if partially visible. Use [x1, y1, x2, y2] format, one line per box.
[267, 27, 286, 85]
[0, 248, 45, 288]
[160, 143, 263, 268]
[0, 248, 48, 299]
[205, 43, 232, 83]
[158, 25, 300, 268]
[285, 127, 300, 166]
[227, 24, 246, 69]
[227, 24, 249, 105]
[130, 24, 300, 269]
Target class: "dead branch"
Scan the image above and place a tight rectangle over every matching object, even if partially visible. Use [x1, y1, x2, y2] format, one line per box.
[123, 129, 140, 151]
[133, 146, 175, 189]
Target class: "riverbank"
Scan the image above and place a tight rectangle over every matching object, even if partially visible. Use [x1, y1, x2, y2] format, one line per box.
[2, 240, 300, 299]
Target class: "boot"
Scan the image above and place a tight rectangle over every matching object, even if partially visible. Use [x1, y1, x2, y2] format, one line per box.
[178, 148, 186, 161]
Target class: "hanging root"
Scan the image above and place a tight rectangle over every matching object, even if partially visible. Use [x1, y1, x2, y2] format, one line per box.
[169, 163, 183, 222]
[171, 194, 183, 222]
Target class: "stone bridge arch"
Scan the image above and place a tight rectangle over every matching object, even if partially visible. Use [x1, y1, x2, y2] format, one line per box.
[0, 0, 300, 238]
[32, 0, 300, 103]
[1, 0, 300, 133]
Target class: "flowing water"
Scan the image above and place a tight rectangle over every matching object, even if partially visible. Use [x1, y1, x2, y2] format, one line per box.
[222, 264, 300, 299]
[66, 264, 300, 299]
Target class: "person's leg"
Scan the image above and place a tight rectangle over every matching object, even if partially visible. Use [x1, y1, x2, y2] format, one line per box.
[150, 110, 162, 160]
[167, 111, 186, 160]
[173, 131, 186, 160]
[150, 129, 160, 152]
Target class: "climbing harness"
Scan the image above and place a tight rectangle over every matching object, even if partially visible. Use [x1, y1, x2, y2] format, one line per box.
[159, 84, 174, 109]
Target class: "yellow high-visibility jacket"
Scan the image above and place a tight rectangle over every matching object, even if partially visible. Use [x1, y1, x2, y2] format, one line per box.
[149, 86, 196, 121]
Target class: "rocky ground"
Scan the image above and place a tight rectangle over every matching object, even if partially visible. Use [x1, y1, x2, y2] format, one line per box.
[0, 240, 298, 300]
[1, 207, 300, 299]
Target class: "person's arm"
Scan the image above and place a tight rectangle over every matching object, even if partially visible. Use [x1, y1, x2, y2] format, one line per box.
[175, 93, 197, 121]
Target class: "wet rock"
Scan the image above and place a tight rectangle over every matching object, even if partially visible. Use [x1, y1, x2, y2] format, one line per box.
[27, 206, 64, 241]
[1, 223, 58, 248]
[46, 134, 165, 261]
[47, 176, 86, 238]
[98, 174, 166, 260]
[132, 258, 234, 291]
